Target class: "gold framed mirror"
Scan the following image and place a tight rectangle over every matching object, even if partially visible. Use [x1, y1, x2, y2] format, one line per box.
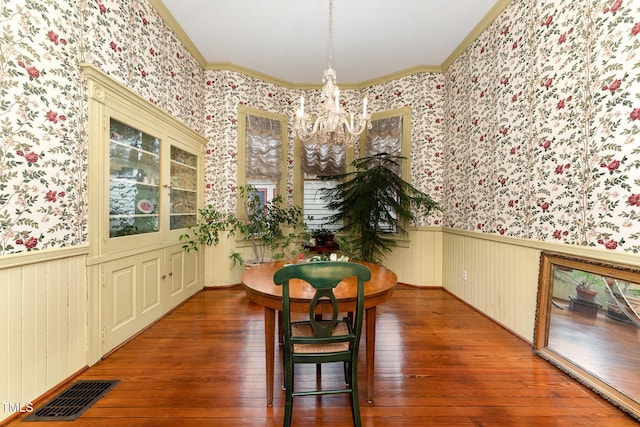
[534, 251, 640, 420]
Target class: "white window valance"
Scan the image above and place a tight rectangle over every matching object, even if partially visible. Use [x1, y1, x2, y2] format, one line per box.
[245, 114, 282, 182]
[365, 116, 402, 175]
[301, 140, 346, 177]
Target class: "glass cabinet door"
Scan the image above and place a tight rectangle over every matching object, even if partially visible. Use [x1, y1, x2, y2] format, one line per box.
[109, 119, 160, 237]
[169, 145, 198, 230]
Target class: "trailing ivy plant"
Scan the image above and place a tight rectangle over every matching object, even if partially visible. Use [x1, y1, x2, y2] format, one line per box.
[319, 153, 440, 263]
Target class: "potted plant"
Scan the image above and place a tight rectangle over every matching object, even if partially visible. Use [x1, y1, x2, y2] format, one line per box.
[554, 268, 601, 303]
[311, 228, 336, 247]
[180, 185, 307, 268]
[575, 280, 598, 303]
[318, 152, 440, 263]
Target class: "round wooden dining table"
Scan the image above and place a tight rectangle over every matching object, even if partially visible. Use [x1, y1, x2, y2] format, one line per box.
[241, 260, 397, 406]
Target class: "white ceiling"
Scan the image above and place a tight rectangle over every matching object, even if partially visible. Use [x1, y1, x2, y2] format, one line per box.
[159, 0, 501, 85]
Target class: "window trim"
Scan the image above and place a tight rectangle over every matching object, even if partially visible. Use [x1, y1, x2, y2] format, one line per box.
[293, 133, 356, 217]
[359, 106, 412, 181]
[360, 106, 412, 242]
[237, 104, 288, 201]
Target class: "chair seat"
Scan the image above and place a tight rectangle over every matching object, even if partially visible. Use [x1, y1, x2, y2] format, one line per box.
[291, 321, 350, 354]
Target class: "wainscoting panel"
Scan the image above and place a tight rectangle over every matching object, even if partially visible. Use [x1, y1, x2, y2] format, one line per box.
[442, 231, 541, 341]
[384, 228, 443, 287]
[0, 253, 88, 423]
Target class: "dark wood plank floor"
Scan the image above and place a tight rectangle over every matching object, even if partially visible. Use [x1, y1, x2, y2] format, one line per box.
[10, 285, 639, 426]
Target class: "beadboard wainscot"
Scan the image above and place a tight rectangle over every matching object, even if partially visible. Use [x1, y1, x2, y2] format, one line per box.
[442, 228, 640, 342]
[0, 247, 89, 422]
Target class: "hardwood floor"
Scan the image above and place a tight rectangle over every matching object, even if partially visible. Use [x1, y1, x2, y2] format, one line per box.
[10, 285, 639, 426]
[548, 297, 640, 398]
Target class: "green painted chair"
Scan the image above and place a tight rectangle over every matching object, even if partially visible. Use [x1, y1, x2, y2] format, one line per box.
[273, 261, 371, 427]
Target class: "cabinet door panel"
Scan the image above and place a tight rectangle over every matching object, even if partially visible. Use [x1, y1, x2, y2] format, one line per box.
[101, 251, 164, 355]
[141, 257, 161, 313]
[109, 119, 161, 239]
[169, 144, 199, 231]
[110, 266, 136, 330]
[166, 246, 201, 308]
[169, 250, 184, 297]
[183, 249, 199, 290]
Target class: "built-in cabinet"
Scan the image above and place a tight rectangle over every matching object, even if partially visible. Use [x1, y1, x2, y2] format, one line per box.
[83, 64, 205, 360]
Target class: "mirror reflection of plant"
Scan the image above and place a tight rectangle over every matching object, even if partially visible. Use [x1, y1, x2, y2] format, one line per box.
[555, 268, 601, 290]
[180, 185, 307, 268]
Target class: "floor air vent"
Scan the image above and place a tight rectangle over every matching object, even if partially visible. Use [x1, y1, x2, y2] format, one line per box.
[23, 380, 119, 422]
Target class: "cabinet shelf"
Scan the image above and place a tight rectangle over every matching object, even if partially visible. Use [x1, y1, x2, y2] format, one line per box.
[170, 187, 196, 193]
[110, 139, 160, 157]
[170, 159, 197, 171]
[110, 214, 158, 219]
[110, 177, 159, 188]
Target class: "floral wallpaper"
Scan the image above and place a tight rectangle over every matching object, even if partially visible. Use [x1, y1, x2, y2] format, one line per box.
[202, 69, 447, 224]
[1, 0, 86, 254]
[2, 0, 640, 256]
[444, 0, 640, 252]
[0, 0, 203, 255]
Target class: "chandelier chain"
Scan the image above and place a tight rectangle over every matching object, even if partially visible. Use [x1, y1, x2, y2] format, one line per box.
[328, 0, 333, 70]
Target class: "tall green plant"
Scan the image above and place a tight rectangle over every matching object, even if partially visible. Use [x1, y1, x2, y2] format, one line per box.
[319, 153, 440, 263]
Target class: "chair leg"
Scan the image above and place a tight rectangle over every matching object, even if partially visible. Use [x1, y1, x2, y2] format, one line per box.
[278, 310, 283, 345]
[281, 333, 287, 391]
[349, 358, 361, 427]
[283, 358, 294, 427]
[314, 313, 323, 379]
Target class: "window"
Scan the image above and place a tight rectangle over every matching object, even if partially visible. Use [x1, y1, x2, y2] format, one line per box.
[295, 136, 351, 232]
[294, 107, 411, 234]
[301, 142, 348, 232]
[237, 105, 288, 205]
[361, 107, 411, 180]
[303, 178, 341, 231]
[360, 107, 411, 234]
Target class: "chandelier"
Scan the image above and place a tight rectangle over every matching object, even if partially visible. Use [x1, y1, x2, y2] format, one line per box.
[293, 0, 371, 147]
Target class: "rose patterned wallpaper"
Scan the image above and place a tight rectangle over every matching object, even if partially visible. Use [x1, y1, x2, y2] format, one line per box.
[1, 0, 640, 256]
[0, 0, 203, 255]
[201, 69, 446, 221]
[445, 0, 640, 252]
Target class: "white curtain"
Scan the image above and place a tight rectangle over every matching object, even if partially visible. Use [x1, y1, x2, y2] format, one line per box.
[365, 116, 402, 175]
[246, 114, 282, 182]
[301, 140, 346, 177]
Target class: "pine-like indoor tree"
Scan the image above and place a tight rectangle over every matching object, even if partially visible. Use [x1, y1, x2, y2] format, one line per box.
[319, 153, 440, 263]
